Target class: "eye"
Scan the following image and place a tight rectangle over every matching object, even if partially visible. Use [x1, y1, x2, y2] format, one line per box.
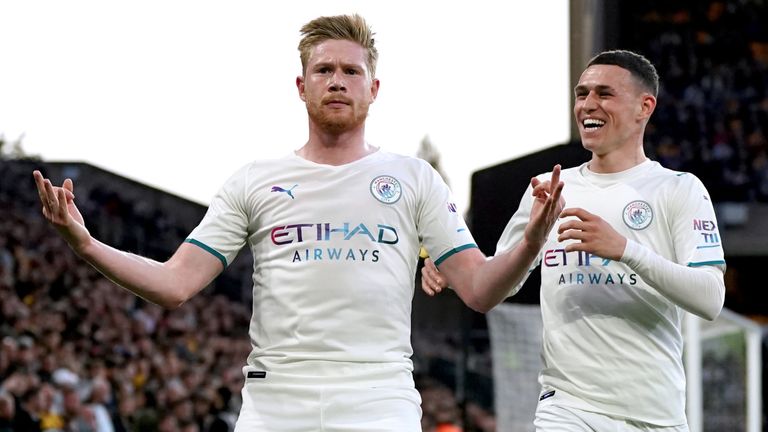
[345, 68, 359, 75]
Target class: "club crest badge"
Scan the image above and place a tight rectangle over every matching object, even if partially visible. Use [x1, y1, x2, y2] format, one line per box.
[623, 200, 653, 230]
[370, 175, 402, 204]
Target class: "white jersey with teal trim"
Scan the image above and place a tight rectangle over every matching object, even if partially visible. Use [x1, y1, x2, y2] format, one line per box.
[496, 160, 725, 426]
[187, 150, 476, 375]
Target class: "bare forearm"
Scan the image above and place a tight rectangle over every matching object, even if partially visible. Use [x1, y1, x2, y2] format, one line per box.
[470, 239, 540, 312]
[77, 238, 204, 308]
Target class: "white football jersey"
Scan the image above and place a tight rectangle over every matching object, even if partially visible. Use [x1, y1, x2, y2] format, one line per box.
[496, 160, 725, 425]
[188, 150, 476, 375]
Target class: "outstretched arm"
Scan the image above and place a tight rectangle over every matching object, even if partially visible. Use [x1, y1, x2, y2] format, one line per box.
[33, 170, 222, 308]
[557, 207, 724, 320]
[424, 165, 564, 313]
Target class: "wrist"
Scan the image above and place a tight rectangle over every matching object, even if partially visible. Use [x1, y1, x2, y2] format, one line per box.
[518, 237, 544, 258]
[68, 230, 95, 258]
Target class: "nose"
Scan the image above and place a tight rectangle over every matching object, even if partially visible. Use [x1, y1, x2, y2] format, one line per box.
[581, 91, 599, 111]
[328, 71, 346, 92]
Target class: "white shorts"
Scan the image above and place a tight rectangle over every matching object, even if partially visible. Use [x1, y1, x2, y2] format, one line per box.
[234, 362, 422, 432]
[534, 390, 689, 432]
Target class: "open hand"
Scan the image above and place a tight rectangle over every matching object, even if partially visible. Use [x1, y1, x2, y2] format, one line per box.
[33, 170, 91, 251]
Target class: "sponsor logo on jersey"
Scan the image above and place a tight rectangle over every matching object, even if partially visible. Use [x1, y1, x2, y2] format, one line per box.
[447, 202, 457, 213]
[544, 248, 639, 286]
[693, 219, 720, 248]
[622, 200, 653, 230]
[270, 222, 399, 264]
[271, 222, 398, 245]
[370, 175, 402, 204]
[271, 184, 298, 199]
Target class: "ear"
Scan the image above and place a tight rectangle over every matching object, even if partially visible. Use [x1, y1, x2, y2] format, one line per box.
[369, 78, 380, 103]
[296, 76, 306, 102]
[639, 93, 656, 121]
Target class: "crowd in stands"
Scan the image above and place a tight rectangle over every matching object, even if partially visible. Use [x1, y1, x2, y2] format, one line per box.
[1, 160, 250, 431]
[0, 158, 495, 431]
[625, 0, 768, 202]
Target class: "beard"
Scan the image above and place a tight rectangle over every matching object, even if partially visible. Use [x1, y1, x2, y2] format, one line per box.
[307, 98, 370, 135]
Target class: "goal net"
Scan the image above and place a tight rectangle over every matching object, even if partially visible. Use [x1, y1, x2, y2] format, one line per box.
[684, 309, 764, 432]
[487, 303, 544, 432]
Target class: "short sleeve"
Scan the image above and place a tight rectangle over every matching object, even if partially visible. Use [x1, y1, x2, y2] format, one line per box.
[416, 164, 478, 265]
[185, 166, 250, 267]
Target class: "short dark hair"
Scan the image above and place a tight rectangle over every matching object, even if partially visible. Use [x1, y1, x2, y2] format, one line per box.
[587, 50, 659, 97]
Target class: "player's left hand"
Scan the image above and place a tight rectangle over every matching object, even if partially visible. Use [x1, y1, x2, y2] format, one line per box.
[557, 208, 627, 261]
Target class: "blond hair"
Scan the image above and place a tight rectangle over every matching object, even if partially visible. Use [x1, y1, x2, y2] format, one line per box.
[298, 14, 378, 77]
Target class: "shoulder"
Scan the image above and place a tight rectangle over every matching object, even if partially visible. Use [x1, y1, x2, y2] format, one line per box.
[650, 162, 709, 193]
[213, 155, 297, 198]
[371, 150, 440, 179]
[375, 150, 430, 168]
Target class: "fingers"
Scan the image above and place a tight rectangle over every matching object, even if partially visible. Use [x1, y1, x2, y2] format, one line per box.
[532, 180, 551, 199]
[550, 164, 561, 191]
[63, 178, 75, 199]
[420, 259, 447, 296]
[33, 170, 75, 218]
[420, 267, 440, 296]
[420, 276, 437, 296]
[33, 170, 47, 205]
[557, 219, 584, 234]
[557, 228, 586, 243]
[560, 207, 592, 220]
[532, 165, 564, 201]
[57, 187, 70, 219]
[43, 176, 59, 211]
[546, 180, 565, 215]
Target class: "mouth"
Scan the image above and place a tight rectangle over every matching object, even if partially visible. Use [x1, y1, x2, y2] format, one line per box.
[582, 118, 606, 131]
[324, 98, 351, 107]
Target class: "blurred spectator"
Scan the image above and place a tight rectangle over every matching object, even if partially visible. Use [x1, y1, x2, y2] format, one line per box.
[0, 391, 15, 432]
[625, 0, 768, 202]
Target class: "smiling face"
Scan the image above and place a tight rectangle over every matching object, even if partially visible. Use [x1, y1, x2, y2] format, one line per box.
[574, 64, 656, 158]
[297, 39, 379, 135]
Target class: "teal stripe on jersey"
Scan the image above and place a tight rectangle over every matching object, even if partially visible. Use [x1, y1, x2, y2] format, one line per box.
[696, 244, 721, 249]
[185, 238, 228, 267]
[687, 260, 726, 267]
[434, 243, 478, 266]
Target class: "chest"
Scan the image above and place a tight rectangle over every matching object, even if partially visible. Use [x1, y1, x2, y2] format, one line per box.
[552, 181, 672, 245]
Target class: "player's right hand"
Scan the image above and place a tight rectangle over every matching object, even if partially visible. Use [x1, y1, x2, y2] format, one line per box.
[33, 170, 91, 252]
[421, 257, 449, 296]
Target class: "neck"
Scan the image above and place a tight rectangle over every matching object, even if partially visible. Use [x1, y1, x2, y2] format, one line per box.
[297, 122, 375, 165]
[588, 140, 648, 174]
